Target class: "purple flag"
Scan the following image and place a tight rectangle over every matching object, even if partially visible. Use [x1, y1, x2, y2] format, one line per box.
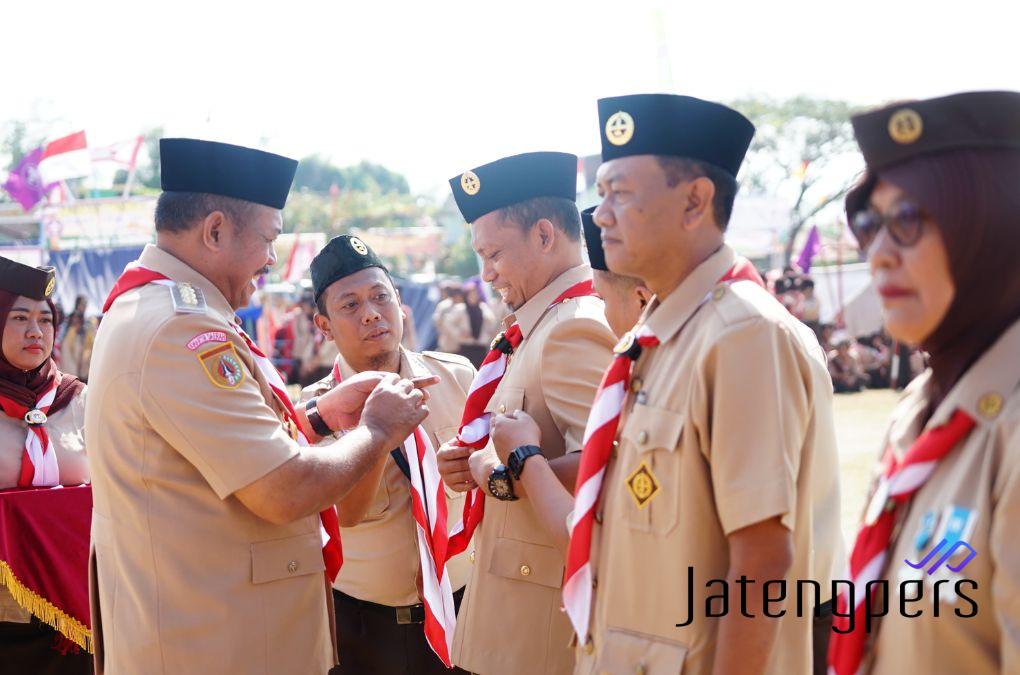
[795, 225, 821, 273]
[2, 147, 50, 211]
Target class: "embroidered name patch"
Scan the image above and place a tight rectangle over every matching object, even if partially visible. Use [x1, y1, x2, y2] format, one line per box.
[197, 343, 245, 389]
[626, 461, 660, 508]
[187, 331, 228, 351]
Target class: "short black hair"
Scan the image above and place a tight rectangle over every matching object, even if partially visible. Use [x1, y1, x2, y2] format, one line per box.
[496, 196, 581, 241]
[154, 191, 261, 234]
[315, 270, 397, 317]
[655, 156, 738, 230]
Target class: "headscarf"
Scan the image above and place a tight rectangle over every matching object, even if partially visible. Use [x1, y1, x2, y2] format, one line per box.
[0, 289, 84, 414]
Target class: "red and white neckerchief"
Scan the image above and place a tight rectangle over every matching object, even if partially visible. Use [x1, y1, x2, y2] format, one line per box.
[445, 279, 599, 561]
[0, 380, 61, 488]
[828, 409, 976, 675]
[331, 359, 456, 667]
[103, 263, 344, 582]
[563, 259, 766, 643]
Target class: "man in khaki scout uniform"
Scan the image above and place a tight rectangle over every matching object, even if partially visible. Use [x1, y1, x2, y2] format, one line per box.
[828, 91, 1020, 675]
[86, 139, 432, 674]
[300, 234, 474, 674]
[492, 96, 842, 675]
[436, 152, 616, 674]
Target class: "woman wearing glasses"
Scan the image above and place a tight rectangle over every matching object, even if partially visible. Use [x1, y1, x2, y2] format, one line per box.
[828, 91, 1020, 675]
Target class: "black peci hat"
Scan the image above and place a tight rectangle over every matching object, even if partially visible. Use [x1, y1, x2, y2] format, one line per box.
[580, 206, 607, 272]
[310, 235, 388, 302]
[0, 256, 56, 301]
[449, 151, 578, 223]
[597, 94, 755, 177]
[160, 138, 298, 210]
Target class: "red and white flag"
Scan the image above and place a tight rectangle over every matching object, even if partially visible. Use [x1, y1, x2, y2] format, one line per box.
[284, 234, 318, 283]
[38, 131, 90, 184]
[91, 135, 144, 169]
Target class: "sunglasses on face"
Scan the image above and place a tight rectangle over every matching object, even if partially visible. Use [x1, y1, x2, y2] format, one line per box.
[850, 201, 926, 251]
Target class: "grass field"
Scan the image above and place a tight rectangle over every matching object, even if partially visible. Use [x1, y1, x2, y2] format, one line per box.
[832, 388, 901, 545]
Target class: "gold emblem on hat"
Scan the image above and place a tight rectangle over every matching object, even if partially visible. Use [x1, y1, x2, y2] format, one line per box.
[461, 171, 481, 196]
[888, 108, 923, 145]
[44, 277, 56, 298]
[978, 392, 1004, 419]
[626, 461, 659, 508]
[605, 111, 635, 146]
[350, 237, 369, 256]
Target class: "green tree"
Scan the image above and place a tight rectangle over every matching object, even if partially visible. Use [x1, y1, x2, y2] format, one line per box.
[135, 127, 165, 189]
[435, 230, 480, 278]
[293, 156, 410, 194]
[732, 96, 861, 264]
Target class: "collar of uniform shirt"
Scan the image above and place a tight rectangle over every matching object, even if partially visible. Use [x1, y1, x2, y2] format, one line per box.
[137, 244, 236, 319]
[639, 244, 738, 345]
[925, 315, 1020, 429]
[333, 345, 421, 382]
[502, 263, 593, 340]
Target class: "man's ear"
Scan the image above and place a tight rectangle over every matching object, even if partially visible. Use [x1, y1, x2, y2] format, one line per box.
[313, 312, 333, 341]
[201, 210, 228, 251]
[682, 177, 715, 230]
[534, 218, 556, 252]
[636, 285, 654, 308]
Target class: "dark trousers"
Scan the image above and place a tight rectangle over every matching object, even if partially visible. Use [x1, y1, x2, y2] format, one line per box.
[813, 599, 834, 675]
[330, 588, 468, 675]
[0, 618, 92, 675]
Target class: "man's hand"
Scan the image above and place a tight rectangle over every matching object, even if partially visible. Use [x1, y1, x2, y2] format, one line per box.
[314, 371, 387, 431]
[360, 373, 438, 449]
[437, 441, 477, 492]
[490, 410, 542, 464]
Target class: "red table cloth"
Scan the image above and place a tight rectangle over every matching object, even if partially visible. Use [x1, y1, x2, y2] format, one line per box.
[0, 485, 92, 652]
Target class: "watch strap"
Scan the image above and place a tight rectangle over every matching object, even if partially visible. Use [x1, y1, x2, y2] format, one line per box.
[508, 444, 544, 480]
[304, 397, 334, 437]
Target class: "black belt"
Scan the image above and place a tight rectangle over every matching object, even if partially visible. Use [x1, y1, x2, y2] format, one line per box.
[335, 588, 464, 625]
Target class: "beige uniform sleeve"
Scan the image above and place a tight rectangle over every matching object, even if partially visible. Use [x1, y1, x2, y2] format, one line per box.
[694, 319, 809, 535]
[991, 415, 1020, 671]
[139, 312, 301, 499]
[539, 314, 616, 453]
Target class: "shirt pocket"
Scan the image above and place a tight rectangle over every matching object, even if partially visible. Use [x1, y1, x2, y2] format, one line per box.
[251, 532, 326, 584]
[595, 626, 687, 674]
[486, 386, 525, 417]
[487, 537, 564, 589]
[619, 403, 685, 536]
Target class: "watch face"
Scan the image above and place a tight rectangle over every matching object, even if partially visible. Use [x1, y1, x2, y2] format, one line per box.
[488, 466, 516, 501]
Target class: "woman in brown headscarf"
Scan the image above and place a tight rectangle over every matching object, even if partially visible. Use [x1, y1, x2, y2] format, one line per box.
[829, 92, 1020, 675]
[0, 257, 90, 674]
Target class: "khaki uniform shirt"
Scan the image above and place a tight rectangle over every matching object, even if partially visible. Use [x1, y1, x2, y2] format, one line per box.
[576, 245, 842, 675]
[452, 264, 616, 675]
[866, 317, 1020, 674]
[0, 388, 89, 622]
[301, 348, 475, 607]
[86, 245, 335, 675]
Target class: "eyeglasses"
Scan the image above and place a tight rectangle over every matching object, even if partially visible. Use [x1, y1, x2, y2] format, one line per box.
[850, 201, 926, 251]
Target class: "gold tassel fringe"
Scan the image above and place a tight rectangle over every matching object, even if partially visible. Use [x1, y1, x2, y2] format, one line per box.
[0, 558, 93, 653]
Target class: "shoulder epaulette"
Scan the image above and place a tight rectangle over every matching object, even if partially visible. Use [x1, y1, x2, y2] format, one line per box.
[421, 350, 473, 368]
[170, 282, 207, 314]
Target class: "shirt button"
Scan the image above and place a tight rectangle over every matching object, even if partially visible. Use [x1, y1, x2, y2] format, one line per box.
[712, 287, 726, 301]
[498, 404, 506, 414]
[592, 576, 598, 589]
[287, 560, 299, 574]
[629, 378, 643, 393]
[978, 392, 1003, 419]
[638, 431, 649, 445]
[520, 564, 531, 577]
[636, 663, 648, 675]
[469, 550, 476, 564]
[595, 511, 603, 524]
[583, 637, 594, 655]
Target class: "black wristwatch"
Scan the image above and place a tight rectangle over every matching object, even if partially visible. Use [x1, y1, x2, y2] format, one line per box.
[508, 445, 544, 481]
[488, 464, 518, 501]
[304, 397, 334, 437]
